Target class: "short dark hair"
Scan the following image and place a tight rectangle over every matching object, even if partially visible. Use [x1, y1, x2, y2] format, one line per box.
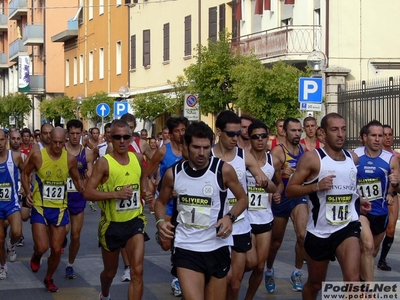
[283, 118, 301, 132]
[364, 120, 383, 135]
[104, 123, 112, 132]
[21, 128, 31, 136]
[141, 128, 148, 133]
[184, 121, 213, 146]
[303, 116, 317, 126]
[67, 119, 83, 132]
[320, 113, 345, 131]
[240, 114, 254, 123]
[383, 124, 393, 134]
[166, 116, 189, 133]
[216, 110, 241, 130]
[359, 125, 367, 138]
[248, 119, 269, 136]
[120, 113, 137, 128]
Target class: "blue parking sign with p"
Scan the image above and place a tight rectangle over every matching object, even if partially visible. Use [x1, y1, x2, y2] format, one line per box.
[298, 78, 323, 103]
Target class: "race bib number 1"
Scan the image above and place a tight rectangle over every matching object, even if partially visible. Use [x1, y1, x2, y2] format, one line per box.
[326, 194, 352, 225]
[178, 195, 211, 229]
[66, 177, 77, 192]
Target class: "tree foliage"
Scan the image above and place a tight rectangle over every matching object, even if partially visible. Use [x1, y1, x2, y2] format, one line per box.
[232, 60, 310, 127]
[79, 92, 115, 124]
[131, 92, 180, 123]
[40, 95, 76, 124]
[0, 93, 32, 128]
[184, 32, 241, 114]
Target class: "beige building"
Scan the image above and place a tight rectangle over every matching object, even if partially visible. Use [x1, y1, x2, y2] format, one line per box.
[53, 0, 130, 127]
[128, 0, 236, 130]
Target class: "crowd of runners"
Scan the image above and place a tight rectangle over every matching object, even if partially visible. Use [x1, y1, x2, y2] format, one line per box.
[0, 111, 398, 300]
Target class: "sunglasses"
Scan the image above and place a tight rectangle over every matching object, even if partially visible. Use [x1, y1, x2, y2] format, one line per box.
[111, 134, 131, 141]
[223, 129, 241, 138]
[250, 133, 269, 140]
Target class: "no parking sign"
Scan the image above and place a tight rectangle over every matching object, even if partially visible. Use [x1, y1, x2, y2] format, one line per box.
[184, 94, 199, 121]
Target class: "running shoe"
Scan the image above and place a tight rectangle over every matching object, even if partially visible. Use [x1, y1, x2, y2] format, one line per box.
[65, 266, 76, 279]
[378, 259, 392, 271]
[44, 278, 59, 292]
[171, 277, 182, 297]
[30, 253, 42, 273]
[16, 236, 24, 247]
[264, 268, 276, 293]
[6, 239, 16, 262]
[89, 201, 97, 211]
[99, 292, 111, 300]
[0, 267, 7, 280]
[120, 267, 130, 282]
[290, 271, 303, 291]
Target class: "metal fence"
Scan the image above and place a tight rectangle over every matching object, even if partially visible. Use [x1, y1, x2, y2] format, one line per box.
[338, 76, 400, 149]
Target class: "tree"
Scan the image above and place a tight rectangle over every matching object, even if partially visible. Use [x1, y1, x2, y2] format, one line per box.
[0, 93, 33, 128]
[79, 92, 115, 124]
[232, 60, 310, 127]
[40, 95, 76, 125]
[131, 92, 179, 123]
[184, 32, 241, 114]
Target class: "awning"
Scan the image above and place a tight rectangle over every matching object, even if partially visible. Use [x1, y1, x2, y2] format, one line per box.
[236, 0, 242, 20]
[285, 0, 295, 4]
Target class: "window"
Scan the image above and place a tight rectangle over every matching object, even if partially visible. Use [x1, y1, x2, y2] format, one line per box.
[184, 16, 191, 57]
[209, 7, 217, 43]
[99, 0, 104, 15]
[163, 23, 170, 62]
[73, 57, 77, 85]
[79, 54, 84, 84]
[130, 35, 136, 70]
[314, 9, 320, 26]
[65, 59, 70, 86]
[89, 0, 93, 20]
[99, 48, 104, 79]
[89, 51, 93, 81]
[117, 0, 122, 6]
[281, 18, 293, 26]
[143, 30, 150, 67]
[219, 4, 226, 33]
[116, 41, 122, 74]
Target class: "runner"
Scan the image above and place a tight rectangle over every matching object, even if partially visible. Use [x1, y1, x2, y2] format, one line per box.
[22, 127, 84, 292]
[84, 119, 153, 300]
[155, 121, 248, 300]
[286, 112, 371, 300]
[300, 116, 324, 152]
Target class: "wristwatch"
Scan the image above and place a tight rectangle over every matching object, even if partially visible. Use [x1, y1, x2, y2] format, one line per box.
[226, 212, 237, 223]
[390, 191, 398, 197]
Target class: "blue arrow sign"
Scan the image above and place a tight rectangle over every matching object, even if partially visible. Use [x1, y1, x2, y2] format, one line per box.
[96, 103, 110, 117]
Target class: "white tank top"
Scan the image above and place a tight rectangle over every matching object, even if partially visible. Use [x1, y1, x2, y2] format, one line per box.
[173, 157, 232, 251]
[247, 152, 274, 225]
[304, 148, 359, 238]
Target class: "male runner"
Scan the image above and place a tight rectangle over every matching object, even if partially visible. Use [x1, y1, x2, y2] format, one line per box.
[266, 117, 307, 292]
[300, 116, 324, 152]
[155, 121, 248, 300]
[22, 127, 84, 292]
[211, 110, 269, 300]
[378, 124, 400, 270]
[354, 120, 400, 281]
[267, 119, 285, 151]
[20, 128, 33, 156]
[64, 119, 94, 279]
[286, 112, 371, 300]
[244, 120, 279, 300]
[0, 130, 24, 279]
[237, 114, 253, 151]
[84, 119, 153, 300]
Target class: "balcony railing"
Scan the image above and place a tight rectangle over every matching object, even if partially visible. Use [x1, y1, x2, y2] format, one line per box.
[23, 24, 44, 46]
[0, 53, 8, 68]
[9, 0, 28, 20]
[9, 39, 28, 62]
[0, 14, 8, 31]
[231, 25, 322, 60]
[30, 75, 44, 93]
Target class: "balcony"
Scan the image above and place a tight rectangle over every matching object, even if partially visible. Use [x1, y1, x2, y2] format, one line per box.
[0, 53, 8, 69]
[23, 24, 44, 46]
[9, 39, 28, 62]
[231, 25, 322, 65]
[30, 75, 44, 94]
[0, 14, 8, 32]
[9, 0, 28, 20]
[51, 18, 78, 43]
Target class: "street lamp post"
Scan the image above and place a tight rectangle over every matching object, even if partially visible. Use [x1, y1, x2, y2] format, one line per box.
[307, 49, 327, 77]
[76, 94, 84, 119]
